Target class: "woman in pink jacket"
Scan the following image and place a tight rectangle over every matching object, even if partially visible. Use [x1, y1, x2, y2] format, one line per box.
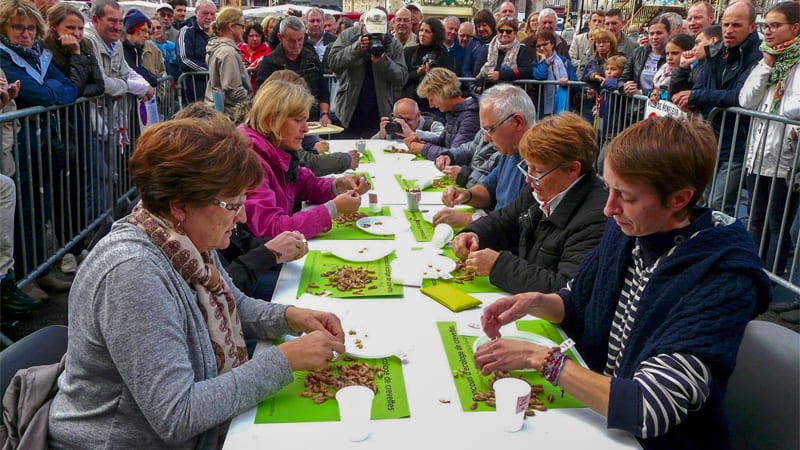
[239, 80, 368, 239]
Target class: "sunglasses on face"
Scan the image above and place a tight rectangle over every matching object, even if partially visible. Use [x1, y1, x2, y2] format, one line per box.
[497, 28, 515, 34]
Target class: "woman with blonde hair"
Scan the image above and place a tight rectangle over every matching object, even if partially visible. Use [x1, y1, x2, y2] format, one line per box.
[406, 67, 480, 160]
[204, 6, 251, 118]
[240, 80, 369, 239]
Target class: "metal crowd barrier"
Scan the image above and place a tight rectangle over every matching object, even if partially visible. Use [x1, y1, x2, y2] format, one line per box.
[1, 76, 176, 286]
[3, 73, 798, 300]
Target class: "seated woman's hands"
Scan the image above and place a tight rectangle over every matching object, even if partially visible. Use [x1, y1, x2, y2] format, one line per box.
[452, 231, 480, 259]
[335, 174, 370, 194]
[333, 190, 362, 214]
[480, 292, 542, 339]
[474, 337, 550, 375]
[265, 230, 308, 263]
[279, 307, 346, 370]
[433, 208, 472, 228]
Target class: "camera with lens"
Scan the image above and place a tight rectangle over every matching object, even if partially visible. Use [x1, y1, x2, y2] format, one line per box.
[384, 116, 403, 138]
[368, 33, 385, 57]
[421, 53, 437, 67]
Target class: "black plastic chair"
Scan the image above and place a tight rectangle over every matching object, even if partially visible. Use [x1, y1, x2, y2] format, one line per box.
[0, 325, 68, 399]
[727, 320, 799, 450]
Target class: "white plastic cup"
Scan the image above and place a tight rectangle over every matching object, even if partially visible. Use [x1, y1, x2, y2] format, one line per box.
[336, 385, 375, 442]
[493, 378, 531, 432]
[406, 190, 421, 212]
[356, 140, 367, 154]
[431, 223, 454, 248]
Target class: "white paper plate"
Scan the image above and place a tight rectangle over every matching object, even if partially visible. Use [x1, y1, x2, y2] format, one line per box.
[419, 255, 457, 278]
[473, 331, 558, 356]
[386, 153, 415, 162]
[356, 216, 410, 236]
[307, 121, 322, 129]
[330, 245, 394, 262]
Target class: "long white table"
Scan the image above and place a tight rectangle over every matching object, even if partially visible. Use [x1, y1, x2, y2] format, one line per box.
[223, 141, 641, 449]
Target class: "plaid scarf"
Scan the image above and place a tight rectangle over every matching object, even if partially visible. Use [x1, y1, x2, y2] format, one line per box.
[129, 203, 248, 374]
[761, 36, 800, 114]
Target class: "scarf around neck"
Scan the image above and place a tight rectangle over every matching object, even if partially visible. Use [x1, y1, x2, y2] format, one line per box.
[477, 35, 521, 80]
[128, 202, 248, 374]
[760, 36, 800, 113]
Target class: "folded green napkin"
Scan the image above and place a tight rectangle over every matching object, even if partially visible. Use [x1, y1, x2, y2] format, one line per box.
[421, 284, 482, 312]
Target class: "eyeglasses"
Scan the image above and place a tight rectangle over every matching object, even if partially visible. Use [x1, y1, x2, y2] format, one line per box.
[497, 28, 515, 34]
[152, 25, 163, 30]
[212, 196, 246, 215]
[535, 42, 551, 49]
[9, 24, 36, 33]
[232, 23, 245, 28]
[480, 113, 515, 136]
[764, 22, 788, 32]
[516, 160, 559, 186]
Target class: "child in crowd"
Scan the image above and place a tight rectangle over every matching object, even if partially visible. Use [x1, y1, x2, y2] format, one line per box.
[593, 55, 626, 137]
[650, 33, 695, 103]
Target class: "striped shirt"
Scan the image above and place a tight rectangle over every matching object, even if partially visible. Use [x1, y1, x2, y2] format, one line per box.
[604, 241, 711, 438]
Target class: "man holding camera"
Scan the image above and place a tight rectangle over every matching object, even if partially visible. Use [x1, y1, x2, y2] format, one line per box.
[373, 98, 444, 140]
[328, 8, 407, 139]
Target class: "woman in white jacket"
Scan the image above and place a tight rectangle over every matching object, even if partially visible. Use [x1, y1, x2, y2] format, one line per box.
[739, 1, 800, 275]
[204, 7, 251, 118]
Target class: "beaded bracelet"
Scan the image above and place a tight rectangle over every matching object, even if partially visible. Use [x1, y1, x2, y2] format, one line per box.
[541, 348, 570, 387]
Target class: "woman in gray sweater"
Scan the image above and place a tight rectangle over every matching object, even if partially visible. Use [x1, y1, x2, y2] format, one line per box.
[48, 115, 346, 449]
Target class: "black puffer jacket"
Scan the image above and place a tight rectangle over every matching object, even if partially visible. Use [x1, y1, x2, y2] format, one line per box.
[617, 44, 665, 95]
[42, 36, 105, 98]
[461, 173, 608, 294]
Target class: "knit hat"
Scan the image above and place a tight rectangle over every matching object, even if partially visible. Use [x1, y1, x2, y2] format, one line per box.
[363, 8, 387, 34]
[124, 8, 151, 33]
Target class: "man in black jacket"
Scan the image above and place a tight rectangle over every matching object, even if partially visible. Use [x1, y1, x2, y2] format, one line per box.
[453, 113, 608, 295]
[672, 1, 761, 215]
[255, 16, 331, 125]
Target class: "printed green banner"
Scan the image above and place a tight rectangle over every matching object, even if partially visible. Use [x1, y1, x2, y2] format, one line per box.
[422, 248, 504, 293]
[297, 250, 403, 299]
[317, 206, 393, 240]
[393, 174, 455, 192]
[436, 321, 584, 412]
[255, 356, 410, 423]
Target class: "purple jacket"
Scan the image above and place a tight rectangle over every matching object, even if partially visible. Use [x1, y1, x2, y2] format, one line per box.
[421, 95, 481, 161]
[239, 125, 335, 239]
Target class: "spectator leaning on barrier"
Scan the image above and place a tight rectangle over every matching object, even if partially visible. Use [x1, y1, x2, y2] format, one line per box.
[123, 9, 159, 88]
[669, 24, 721, 98]
[532, 30, 579, 116]
[408, 67, 480, 161]
[673, 1, 762, 215]
[453, 112, 608, 295]
[619, 14, 669, 97]
[738, 1, 800, 279]
[256, 16, 330, 126]
[374, 97, 444, 141]
[176, 0, 215, 103]
[474, 116, 771, 450]
[204, 7, 250, 119]
[433, 84, 535, 228]
[473, 17, 531, 94]
[42, 2, 105, 98]
[327, 8, 407, 139]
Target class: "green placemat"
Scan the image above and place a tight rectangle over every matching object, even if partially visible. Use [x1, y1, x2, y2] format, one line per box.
[317, 206, 393, 240]
[255, 356, 410, 423]
[297, 250, 403, 298]
[359, 150, 376, 163]
[437, 321, 584, 412]
[422, 248, 504, 293]
[393, 174, 456, 192]
[404, 210, 435, 242]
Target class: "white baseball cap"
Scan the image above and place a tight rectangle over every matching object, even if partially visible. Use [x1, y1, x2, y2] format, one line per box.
[363, 8, 387, 34]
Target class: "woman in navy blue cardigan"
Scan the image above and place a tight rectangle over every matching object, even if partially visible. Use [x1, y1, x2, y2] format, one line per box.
[475, 117, 771, 450]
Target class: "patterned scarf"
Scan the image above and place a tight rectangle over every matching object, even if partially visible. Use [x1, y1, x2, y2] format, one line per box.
[129, 203, 248, 374]
[477, 35, 521, 80]
[760, 36, 800, 114]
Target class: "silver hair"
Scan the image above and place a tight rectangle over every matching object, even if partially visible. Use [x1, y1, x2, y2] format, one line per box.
[280, 15, 306, 34]
[91, 0, 121, 18]
[443, 15, 460, 26]
[539, 8, 557, 20]
[459, 21, 475, 32]
[195, 0, 216, 12]
[480, 84, 537, 125]
[306, 7, 324, 20]
[662, 12, 683, 31]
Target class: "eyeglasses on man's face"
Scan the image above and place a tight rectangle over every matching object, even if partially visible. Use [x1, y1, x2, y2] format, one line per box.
[480, 113, 515, 137]
[212, 196, 246, 215]
[516, 160, 559, 186]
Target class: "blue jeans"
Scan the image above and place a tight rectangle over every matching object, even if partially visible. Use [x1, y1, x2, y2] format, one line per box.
[706, 161, 744, 217]
[746, 174, 798, 274]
